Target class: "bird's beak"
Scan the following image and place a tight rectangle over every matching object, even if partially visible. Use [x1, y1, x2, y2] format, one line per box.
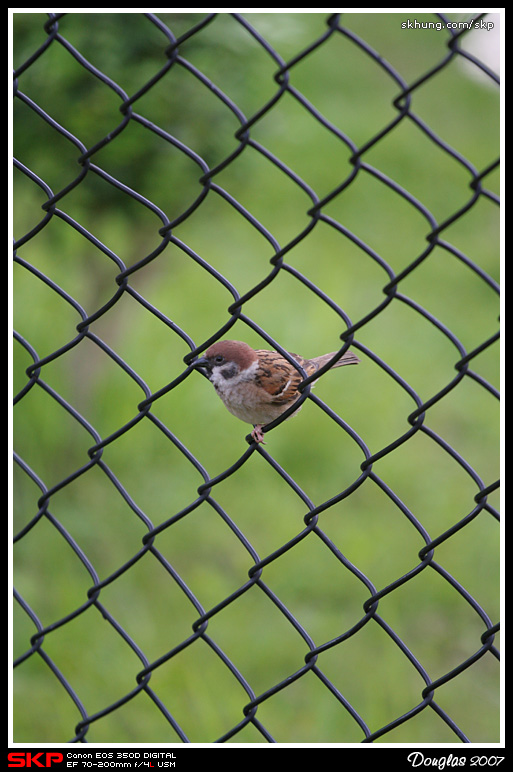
[191, 356, 210, 375]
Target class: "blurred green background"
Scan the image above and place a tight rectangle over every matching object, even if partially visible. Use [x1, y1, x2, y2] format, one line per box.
[12, 12, 500, 744]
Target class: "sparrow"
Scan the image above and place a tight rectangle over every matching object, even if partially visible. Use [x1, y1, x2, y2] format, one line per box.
[192, 340, 359, 443]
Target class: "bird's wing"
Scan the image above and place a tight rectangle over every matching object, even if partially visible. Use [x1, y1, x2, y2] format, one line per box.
[254, 351, 317, 405]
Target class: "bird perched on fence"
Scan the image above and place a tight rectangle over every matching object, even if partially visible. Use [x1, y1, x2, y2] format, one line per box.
[192, 339, 359, 443]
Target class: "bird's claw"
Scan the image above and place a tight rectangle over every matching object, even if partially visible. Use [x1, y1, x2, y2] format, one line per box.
[251, 425, 266, 444]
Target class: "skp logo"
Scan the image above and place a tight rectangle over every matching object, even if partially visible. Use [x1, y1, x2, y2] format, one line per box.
[8, 753, 64, 767]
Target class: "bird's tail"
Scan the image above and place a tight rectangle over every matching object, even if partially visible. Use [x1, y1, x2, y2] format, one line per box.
[321, 350, 360, 369]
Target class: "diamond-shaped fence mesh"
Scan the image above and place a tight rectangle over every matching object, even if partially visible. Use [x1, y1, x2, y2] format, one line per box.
[12, 12, 500, 745]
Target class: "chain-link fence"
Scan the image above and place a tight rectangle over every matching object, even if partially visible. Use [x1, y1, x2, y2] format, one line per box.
[12, 12, 500, 745]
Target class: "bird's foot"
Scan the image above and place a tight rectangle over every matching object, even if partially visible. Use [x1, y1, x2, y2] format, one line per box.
[251, 425, 266, 444]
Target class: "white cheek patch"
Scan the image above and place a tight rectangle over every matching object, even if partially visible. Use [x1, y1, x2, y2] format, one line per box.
[210, 358, 259, 395]
[210, 369, 226, 390]
[240, 359, 259, 381]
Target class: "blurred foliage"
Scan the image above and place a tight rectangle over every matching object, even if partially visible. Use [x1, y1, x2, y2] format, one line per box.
[12, 12, 500, 744]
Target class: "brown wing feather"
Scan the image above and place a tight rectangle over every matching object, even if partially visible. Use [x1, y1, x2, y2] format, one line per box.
[254, 351, 319, 405]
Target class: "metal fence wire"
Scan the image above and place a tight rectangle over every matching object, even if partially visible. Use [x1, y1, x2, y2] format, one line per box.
[12, 12, 500, 745]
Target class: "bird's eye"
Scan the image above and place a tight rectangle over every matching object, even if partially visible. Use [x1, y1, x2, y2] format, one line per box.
[214, 355, 224, 364]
